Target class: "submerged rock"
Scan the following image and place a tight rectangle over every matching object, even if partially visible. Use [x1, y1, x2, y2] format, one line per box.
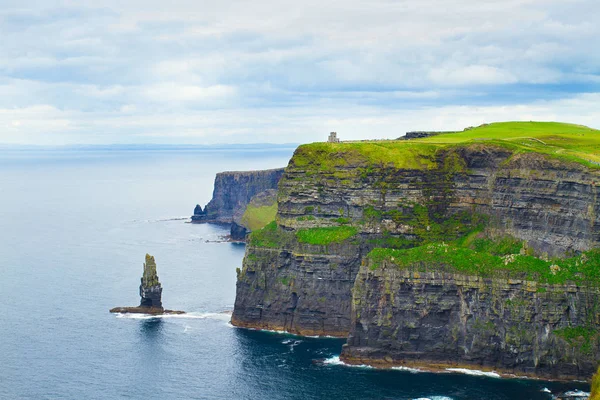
[110, 254, 184, 315]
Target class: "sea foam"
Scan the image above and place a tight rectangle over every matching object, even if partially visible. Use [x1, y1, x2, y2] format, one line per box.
[445, 368, 500, 378]
[391, 366, 425, 373]
[114, 311, 231, 321]
[413, 397, 453, 400]
[562, 390, 590, 397]
[321, 356, 374, 369]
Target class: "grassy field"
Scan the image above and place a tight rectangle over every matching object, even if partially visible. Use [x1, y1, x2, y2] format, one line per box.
[419, 121, 600, 167]
[294, 122, 600, 170]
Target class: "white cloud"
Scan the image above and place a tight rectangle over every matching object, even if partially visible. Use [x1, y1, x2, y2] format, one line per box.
[142, 83, 237, 103]
[429, 65, 518, 86]
[0, 0, 598, 144]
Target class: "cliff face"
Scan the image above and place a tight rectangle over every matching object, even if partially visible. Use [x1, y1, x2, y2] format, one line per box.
[233, 240, 366, 337]
[192, 168, 284, 224]
[231, 123, 600, 379]
[276, 146, 599, 257]
[342, 263, 600, 380]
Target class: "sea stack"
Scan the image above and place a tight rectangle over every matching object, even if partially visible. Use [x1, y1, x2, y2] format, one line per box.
[110, 254, 184, 315]
[139, 254, 163, 309]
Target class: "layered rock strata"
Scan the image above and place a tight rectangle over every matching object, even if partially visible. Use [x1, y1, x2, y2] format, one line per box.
[192, 168, 284, 224]
[341, 263, 600, 380]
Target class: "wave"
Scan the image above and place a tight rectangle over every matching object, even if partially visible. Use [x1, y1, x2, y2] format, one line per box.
[242, 327, 340, 339]
[445, 368, 500, 378]
[282, 339, 302, 345]
[391, 366, 425, 373]
[413, 397, 453, 400]
[321, 356, 374, 369]
[562, 390, 590, 397]
[114, 311, 232, 321]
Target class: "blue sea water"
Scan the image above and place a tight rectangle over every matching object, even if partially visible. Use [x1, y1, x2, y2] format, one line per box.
[0, 147, 590, 400]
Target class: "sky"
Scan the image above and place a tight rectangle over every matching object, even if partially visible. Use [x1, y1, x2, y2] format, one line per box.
[0, 0, 599, 145]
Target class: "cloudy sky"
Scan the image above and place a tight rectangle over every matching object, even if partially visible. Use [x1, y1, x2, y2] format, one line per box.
[1, 0, 599, 145]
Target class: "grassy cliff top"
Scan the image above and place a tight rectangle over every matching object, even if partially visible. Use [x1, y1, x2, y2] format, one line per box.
[293, 122, 600, 170]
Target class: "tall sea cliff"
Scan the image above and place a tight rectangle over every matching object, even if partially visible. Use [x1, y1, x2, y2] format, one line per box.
[193, 168, 284, 238]
[231, 122, 600, 381]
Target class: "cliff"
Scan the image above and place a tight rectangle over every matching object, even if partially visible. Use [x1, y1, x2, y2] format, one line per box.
[343, 259, 600, 380]
[192, 168, 284, 224]
[231, 121, 600, 380]
[192, 168, 284, 239]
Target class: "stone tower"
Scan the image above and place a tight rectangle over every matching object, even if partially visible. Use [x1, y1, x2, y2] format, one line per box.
[328, 132, 340, 143]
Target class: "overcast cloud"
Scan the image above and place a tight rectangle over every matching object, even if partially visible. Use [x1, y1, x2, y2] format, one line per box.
[1, 0, 598, 144]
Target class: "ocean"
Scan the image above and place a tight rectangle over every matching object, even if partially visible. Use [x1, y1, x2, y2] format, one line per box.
[0, 147, 590, 400]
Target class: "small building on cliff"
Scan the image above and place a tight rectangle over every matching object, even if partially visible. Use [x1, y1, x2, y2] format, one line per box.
[328, 132, 340, 143]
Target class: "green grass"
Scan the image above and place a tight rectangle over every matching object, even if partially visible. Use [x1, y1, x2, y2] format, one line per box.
[241, 203, 277, 231]
[367, 240, 600, 286]
[296, 226, 358, 245]
[293, 122, 600, 171]
[248, 221, 285, 248]
[418, 121, 600, 167]
[292, 141, 439, 171]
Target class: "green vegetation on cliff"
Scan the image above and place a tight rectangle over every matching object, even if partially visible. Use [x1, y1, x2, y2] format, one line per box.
[293, 122, 600, 171]
[248, 222, 358, 247]
[367, 240, 600, 286]
[293, 141, 440, 170]
[296, 226, 358, 245]
[248, 221, 284, 248]
[554, 326, 600, 355]
[241, 203, 277, 231]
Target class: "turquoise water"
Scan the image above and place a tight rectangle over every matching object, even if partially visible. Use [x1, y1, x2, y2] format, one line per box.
[0, 148, 589, 399]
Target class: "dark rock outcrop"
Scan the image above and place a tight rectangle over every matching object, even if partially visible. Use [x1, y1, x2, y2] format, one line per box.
[230, 222, 248, 241]
[110, 254, 184, 315]
[192, 168, 284, 224]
